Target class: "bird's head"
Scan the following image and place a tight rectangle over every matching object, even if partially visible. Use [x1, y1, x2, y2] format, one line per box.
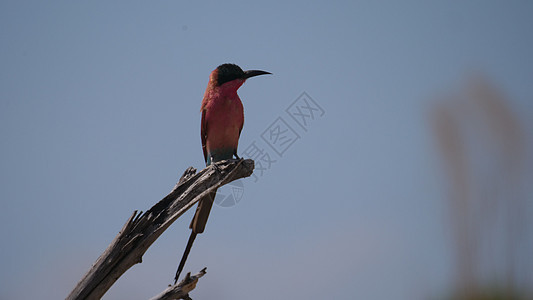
[209, 63, 271, 92]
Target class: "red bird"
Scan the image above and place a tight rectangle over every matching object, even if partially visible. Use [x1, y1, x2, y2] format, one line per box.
[175, 64, 270, 282]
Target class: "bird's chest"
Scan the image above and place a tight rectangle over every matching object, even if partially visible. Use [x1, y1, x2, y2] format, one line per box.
[205, 96, 244, 144]
[207, 97, 243, 127]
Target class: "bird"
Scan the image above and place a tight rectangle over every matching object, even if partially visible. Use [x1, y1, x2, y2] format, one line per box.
[174, 63, 271, 283]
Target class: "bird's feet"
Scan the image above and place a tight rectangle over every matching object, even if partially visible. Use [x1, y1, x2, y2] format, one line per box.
[234, 153, 244, 163]
[211, 161, 223, 173]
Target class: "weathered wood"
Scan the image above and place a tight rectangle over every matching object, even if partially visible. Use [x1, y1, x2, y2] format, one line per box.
[149, 268, 207, 300]
[67, 159, 254, 300]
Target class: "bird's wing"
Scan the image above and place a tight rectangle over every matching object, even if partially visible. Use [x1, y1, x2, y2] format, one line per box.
[201, 109, 208, 164]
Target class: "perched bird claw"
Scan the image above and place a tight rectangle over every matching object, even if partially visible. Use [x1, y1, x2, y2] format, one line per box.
[211, 161, 222, 173]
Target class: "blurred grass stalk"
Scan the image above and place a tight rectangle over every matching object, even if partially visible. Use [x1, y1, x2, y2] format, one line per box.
[431, 75, 531, 299]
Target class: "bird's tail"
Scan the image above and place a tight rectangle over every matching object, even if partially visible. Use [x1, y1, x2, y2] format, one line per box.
[174, 190, 216, 283]
[174, 230, 197, 283]
[189, 190, 216, 233]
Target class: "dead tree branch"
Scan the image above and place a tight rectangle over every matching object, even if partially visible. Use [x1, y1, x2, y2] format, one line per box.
[149, 268, 207, 300]
[67, 159, 254, 300]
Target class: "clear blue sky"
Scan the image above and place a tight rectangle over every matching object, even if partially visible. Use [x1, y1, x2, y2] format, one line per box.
[1, 1, 532, 299]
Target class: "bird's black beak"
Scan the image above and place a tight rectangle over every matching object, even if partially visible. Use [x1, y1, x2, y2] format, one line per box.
[243, 70, 272, 79]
